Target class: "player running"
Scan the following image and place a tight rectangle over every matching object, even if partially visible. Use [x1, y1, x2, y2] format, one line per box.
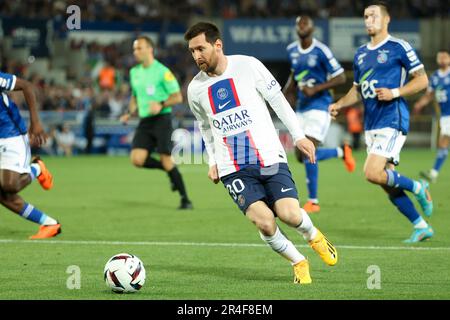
[185, 22, 338, 284]
[0, 72, 60, 239]
[329, 2, 433, 243]
[283, 15, 355, 213]
[414, 49, 450, 183]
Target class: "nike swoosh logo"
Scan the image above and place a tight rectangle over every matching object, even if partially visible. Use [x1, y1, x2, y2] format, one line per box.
[281, 188, 293, 193]
[218, 100, 231, 109]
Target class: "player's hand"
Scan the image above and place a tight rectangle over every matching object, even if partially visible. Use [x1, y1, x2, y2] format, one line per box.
[302, 86, 317, 97]
[208, 165, 220, 184]
[150, 101, 163, 115]
[120, 113, 130, 124]
[376, 88, 394, 101]
[329, 102, 342, 120]
[28, 122, 47, 147]
[295, 138, 316, 164]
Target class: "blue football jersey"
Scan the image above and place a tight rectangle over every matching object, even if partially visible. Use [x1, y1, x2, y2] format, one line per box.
[429, 69, 450, 116]
[0, 72, 27, 138]
[353, 35, 424, 134]
[287, 38, 344, 112]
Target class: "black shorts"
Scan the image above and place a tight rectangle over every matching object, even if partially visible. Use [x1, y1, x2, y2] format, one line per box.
[221, 163, 299, 214]
[132, 114, 173, 155]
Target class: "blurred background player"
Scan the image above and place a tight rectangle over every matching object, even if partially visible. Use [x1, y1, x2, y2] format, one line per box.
[0, 72, 60, 239]
[329, 2, 434, 243]
[283, 15, 356, 213]
[185, 22, 338, 284]
[414, 48, 450, 183]
[120, 36, 193, 210]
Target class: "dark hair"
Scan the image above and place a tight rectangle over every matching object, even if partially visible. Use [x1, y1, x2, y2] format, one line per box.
[438, 48, 449, 54]
[366, 1, 390, 16]
[184, 22, 221, 44]
[136, 35, 154, 48]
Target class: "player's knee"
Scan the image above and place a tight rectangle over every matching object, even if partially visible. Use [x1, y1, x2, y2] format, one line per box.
[257, 220, 276, 236]
[364, 169, 383, 184]
[0, 181, 21, 194]
[277, 207, 300, 226]
[130, 155, 145, 167]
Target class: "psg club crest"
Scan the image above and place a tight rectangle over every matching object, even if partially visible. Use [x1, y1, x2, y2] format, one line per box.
[217, 87, 229, 100]
[377, 50, 388, 64]
[238, 194, 246, 207]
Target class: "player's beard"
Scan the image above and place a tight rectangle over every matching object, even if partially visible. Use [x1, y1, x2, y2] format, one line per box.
[198, 56, 218, 74]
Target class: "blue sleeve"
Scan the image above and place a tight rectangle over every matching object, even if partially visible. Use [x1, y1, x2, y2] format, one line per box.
[429, 73, 437, 91]
[0, 72, 17, 91]
[397, 40, 423, 74]
[319, 46, 344, 78]
[353, 53, 360, 85]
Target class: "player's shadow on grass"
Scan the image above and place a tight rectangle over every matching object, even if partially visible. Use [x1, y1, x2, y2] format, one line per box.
[159, 263, 287, 282]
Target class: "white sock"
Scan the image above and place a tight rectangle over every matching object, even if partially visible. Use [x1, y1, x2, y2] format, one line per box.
[296, 209, 318, 241]
[337, 147, 344, 158]
[42, 216, 58, 226]
[30, 163, 41, 180]
[259, 226, 305, 265]
[414, 217, 428, 229]
[430, 169, 438, 178]
[308, 198, 319, 204]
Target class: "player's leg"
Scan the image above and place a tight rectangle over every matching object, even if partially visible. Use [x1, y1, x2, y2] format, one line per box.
[364, 129, 433, 217]
[130, 121, 164, 170]
[0, 177, 60, 239]
[160, 153, 192, 210]
[421, 134, 450, 183]
[222, 168, 310, 283]
[245, 201, 311, 284]
[262, 164, 337, 266]
[381, 182, 433, 243]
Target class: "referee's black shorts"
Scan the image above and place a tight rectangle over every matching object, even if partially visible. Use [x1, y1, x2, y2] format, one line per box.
[132, 114, 173, 155]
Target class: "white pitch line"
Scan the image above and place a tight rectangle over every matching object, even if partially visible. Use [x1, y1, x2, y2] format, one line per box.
[0, 239, 449, 251]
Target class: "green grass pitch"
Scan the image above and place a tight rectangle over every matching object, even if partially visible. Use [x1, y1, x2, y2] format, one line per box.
[0, 149, 449, 299]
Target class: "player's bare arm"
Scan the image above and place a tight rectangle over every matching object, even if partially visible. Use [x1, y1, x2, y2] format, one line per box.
[413, 90, 434, 114]
[329, 84, 360, 119]
[120, 95, 137, 123]
[14, 78, 46, 147]
[377, 67, 429, 101]
[150, 91, 183, 115]
[303, 73, 346, 97]
[282, 72, 297, 107]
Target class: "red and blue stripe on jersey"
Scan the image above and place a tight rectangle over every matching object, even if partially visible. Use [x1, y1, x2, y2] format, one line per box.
[208, 78, 264, 170]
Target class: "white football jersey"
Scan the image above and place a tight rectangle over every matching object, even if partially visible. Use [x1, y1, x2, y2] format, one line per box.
[187, 55, 304, 178]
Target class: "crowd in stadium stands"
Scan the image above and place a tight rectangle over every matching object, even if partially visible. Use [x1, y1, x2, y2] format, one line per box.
[0, 0, 448, 22]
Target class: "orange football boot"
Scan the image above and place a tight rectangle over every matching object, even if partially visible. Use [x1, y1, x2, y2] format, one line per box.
[343, 144, 356, 172]
[303, 201, 320, 213]
[29, 224, 61, 240]
[32, 156, 54, 190]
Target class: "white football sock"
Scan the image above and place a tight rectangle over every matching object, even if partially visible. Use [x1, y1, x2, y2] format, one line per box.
[259, 226, 305, 265]
[42, 216, 58, 226]
[30, 163, 41, 180]
[337, 147, 344, 158]
[414, 217, 428, 229]
[296, 209, 318, 241]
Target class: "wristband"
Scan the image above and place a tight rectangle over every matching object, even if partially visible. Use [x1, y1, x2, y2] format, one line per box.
[391, 88, 400, 98]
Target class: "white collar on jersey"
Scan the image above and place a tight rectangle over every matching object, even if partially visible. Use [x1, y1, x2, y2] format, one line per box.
[297, 38, 317, 54]
[366, 34, 391, 51]
[437, 68, 450, 78]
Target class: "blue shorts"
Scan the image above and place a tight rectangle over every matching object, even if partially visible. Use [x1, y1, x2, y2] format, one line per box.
[221, 163, 299, 214]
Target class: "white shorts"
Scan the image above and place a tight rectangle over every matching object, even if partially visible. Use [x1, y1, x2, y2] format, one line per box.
[296, 109, 331, 142]
[440, 116, 450, 137]
[0, 134, 31, 174]
[365, 128, 407, 165]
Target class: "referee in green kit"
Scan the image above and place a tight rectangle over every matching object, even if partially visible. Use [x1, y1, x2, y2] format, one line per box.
[121, 35, 192, 210]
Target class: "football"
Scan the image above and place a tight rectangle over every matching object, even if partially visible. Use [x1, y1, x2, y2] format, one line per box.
[103, 253, 146, 293]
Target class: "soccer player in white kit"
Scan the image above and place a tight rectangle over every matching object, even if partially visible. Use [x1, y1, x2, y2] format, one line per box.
[184, 22, 338, 284]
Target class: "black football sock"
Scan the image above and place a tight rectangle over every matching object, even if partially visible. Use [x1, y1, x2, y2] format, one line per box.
[143, 156, 164, 170]
[168, 167, 189, 201]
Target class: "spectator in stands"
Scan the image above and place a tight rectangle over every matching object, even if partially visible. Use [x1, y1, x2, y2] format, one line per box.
[55, 123, 76, 156]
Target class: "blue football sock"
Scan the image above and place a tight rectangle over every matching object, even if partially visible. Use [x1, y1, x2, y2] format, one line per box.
[385, 169, 419, 194]
[432, 148, 448, 172]
[19, 203, 49, 225]
[304, 160, 318, 200]
[388, 191, 421, 225]
[30, 164, 39, 181]
[316, 148, 339, 161]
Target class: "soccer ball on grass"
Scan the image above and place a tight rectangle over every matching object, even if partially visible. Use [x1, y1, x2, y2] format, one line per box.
[103, 253, 146, 293]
